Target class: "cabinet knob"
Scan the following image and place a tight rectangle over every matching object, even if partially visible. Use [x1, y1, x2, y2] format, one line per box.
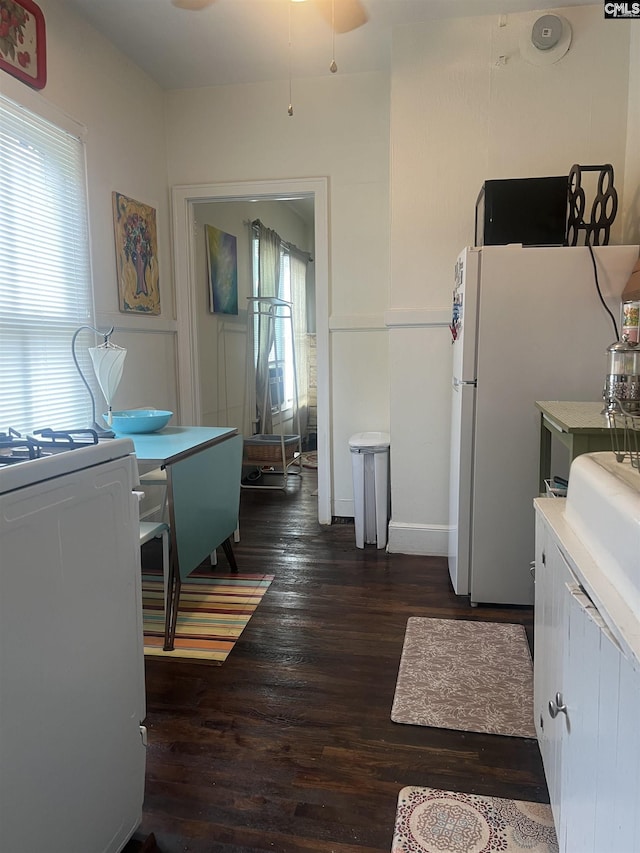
[548, 692, 567, 719]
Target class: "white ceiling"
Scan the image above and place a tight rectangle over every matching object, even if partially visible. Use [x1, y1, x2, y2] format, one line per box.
[63, 0, 600, 91]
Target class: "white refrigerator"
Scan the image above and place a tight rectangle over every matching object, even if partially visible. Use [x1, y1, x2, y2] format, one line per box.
[0, 439, 147, 852]
[448, 244, 639, 606]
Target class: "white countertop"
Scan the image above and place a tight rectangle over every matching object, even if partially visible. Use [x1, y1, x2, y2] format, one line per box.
[535, 477, 640, 672]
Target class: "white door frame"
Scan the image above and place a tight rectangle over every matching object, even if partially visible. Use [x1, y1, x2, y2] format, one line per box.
[171, 177, 331, 524]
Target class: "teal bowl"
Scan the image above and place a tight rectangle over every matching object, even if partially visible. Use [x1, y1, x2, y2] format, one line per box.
[106, 409, 173, 434]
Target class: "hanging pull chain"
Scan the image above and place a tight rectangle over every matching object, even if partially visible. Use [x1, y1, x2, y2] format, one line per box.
[330, 0, 337, 72]
[288, 0, 294, 115]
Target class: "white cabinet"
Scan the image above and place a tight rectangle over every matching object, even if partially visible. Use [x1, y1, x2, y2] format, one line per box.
[533, 513, 572, 829]
[561, 587, 605, 853]
[534, 499, 640, 853]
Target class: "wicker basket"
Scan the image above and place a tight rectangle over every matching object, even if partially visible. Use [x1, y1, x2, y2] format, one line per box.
[243, 434, 300, 464]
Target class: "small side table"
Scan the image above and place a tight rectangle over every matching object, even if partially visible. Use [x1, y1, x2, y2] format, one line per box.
[535, 401, 622, 493]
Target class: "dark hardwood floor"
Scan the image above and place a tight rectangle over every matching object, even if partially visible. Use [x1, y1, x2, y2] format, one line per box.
[127, 468, 547, 853]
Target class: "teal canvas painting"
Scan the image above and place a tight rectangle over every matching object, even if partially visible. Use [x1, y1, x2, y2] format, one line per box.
[205, 224, 238, 315]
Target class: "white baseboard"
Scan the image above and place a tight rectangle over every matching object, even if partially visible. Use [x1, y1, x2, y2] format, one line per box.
[330, 505, 449, 557]
[387, 521, 449, 556]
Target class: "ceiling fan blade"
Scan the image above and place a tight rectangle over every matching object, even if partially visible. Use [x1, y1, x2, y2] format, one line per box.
[312, 0, 368, 34]
[171, 0, 217, 10]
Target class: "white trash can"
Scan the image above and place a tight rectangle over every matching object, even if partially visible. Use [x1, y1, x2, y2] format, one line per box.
[349, 431, 391, 549]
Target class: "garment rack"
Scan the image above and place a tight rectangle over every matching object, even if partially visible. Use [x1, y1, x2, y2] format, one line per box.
[242, 296, 302, 490]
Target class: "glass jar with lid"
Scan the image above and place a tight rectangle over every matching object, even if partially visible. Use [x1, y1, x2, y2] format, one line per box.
[603, 339, 640, 412]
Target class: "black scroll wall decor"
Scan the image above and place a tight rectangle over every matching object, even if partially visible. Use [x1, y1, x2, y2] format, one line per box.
[566, 163, 618, 246]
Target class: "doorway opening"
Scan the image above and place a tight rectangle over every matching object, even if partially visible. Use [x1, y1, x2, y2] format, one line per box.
[171, 178, 330, 524]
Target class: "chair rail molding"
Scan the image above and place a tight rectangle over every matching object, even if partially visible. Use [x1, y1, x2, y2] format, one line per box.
[385, 308, 451, 327]
[98, 313, 177, 334]
[329, 308, 457, 332]
[329, 314, 386, 331]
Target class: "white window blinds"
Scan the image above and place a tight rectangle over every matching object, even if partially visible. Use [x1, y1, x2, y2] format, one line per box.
[0, 95, 95, 433]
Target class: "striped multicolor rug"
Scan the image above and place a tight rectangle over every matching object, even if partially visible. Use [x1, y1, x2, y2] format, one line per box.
[141, 572, 273, 663]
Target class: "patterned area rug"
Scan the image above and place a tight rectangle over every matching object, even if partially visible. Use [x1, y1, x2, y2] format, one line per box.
[301, 451, 318, 469]
[392, 787, 558, 853]
[391, 618, 536, 738]
[142, 572, 273, 663]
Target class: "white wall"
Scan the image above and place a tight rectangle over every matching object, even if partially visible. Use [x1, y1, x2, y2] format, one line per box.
[0, 0, 178, 426]
[4, 1, 639, 548]
[389, 4, 633, 554]
[165, 74, 391, 515]
[623, 22, 640, 246]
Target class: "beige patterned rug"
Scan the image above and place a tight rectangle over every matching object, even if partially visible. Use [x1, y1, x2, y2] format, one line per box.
[392, 787, 558, 853]
[391, 618, 536, 738]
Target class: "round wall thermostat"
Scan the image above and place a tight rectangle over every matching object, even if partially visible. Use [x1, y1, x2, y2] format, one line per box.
[520, 13, 572, 65]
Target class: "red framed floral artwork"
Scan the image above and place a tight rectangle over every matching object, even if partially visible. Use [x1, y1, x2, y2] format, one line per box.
[0, 0, 46, 90]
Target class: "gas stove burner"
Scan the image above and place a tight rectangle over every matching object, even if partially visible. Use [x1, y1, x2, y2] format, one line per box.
[0, 430, 40, 464]
[0, 427, 27, 445]
[0, 427, 100, 468]
[31, 428, 99, 450]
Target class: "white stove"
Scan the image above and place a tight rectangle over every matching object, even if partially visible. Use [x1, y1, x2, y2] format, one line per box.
[0, 426, 146, 851]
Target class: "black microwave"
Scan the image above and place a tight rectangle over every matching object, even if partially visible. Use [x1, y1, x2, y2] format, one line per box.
[475, 176, 569, 247]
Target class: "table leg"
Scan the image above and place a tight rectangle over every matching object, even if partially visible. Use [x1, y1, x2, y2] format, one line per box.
[163, 552, 180, 651]
[221, 537, 239, 573]
[539, 417, 553, 495]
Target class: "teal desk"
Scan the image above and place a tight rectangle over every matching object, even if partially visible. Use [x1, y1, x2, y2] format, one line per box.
[130, 426, 237, 466]
[130, 426, 242, 650]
